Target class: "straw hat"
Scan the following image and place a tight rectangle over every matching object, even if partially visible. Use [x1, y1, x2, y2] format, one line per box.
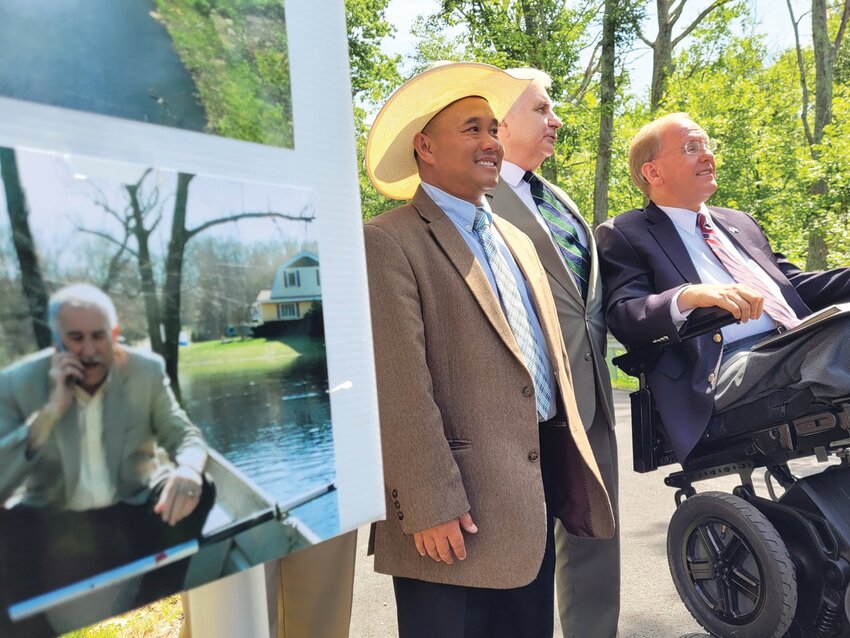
[365, 62, 531, 201]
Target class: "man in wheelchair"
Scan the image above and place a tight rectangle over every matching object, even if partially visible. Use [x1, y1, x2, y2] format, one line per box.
[595, 113, 850, 638]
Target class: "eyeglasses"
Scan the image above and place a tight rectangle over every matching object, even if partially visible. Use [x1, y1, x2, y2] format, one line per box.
[653, 138, 718, 159]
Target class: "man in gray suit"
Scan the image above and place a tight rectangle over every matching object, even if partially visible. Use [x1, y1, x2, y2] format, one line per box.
[0, 283, 211, 613]
[486, 67, 619, 638]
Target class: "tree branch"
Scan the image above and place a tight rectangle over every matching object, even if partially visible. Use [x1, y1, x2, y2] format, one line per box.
[185, 208, 315, 241]
[76, 226, 140, 258]
[567, 40, 603, 104]
[835, 0, 850, 51]
[672, 0, 734, 47]
[787, 0, 815, 147]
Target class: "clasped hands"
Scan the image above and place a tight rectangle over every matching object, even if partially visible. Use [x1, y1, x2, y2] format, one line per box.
[413, 511, 478, 564]
[677, 283, 764, 322]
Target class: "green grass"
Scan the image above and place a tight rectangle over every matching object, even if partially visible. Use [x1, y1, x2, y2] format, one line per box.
[606, 343, 639, 392]
[179, 336, 324, 375]
[60, 595, 182, 638]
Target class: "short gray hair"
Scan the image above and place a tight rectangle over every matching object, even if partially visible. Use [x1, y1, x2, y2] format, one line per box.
[504, 67, 553, 90]
[48, 283, 118, 334]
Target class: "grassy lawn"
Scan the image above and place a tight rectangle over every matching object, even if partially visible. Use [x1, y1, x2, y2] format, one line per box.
[178, 336, 324, 375]
[60, 595, 182, 638]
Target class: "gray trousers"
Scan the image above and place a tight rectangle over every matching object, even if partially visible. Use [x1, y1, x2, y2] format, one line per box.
[715, 316, 850, 416]
[555, 403, 620, 638]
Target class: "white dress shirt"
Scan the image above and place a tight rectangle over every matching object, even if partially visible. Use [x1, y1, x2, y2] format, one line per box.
[663, 204, 780, 343]
[499, 160, 589, 250]
[66, 382, 116, 510]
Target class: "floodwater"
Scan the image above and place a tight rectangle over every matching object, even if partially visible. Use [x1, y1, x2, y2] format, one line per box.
[179, 349, 338, 539]
[0, 0, 207, 131]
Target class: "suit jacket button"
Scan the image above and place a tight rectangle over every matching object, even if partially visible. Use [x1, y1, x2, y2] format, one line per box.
[522, 386, 534, 397]
[708, 372, 716, 384]
[584, 351, 592, 361]
[528, 450, 540, 462]
[394, 500, 400, 509]
[391, 489, 398, 498]
[713, 333, 722, 343]
[397, 511, 404, 520]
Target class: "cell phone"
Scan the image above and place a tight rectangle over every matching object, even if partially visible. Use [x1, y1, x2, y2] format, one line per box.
[52, 329, 79, 385]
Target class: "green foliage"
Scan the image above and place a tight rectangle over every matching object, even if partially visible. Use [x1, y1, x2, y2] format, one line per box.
[154, 0, 293, 147]
[345, 0, 401, 220]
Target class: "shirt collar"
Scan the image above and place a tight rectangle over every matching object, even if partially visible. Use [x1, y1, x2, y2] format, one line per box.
[499, 160, 528, 188]
[657, 203, 711, 236]
[420, 181, 492, 228]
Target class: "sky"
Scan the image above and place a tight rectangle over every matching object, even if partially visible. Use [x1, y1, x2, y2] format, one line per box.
[0, 147, 316, 275]
[381, 0, 814, 98]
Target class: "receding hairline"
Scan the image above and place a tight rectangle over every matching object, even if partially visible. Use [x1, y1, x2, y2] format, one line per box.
[504, 67, 553, 90]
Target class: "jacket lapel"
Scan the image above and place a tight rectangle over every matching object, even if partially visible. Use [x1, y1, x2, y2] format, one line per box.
[55, 403, 80, 502]
[411, 188, 524, 364]
[709, 208, 785, 283]
[102, 368, 128, 485]
[545, 178, 597, 304]
[488, 179, 584, 306]
[645, 202, 702, 284]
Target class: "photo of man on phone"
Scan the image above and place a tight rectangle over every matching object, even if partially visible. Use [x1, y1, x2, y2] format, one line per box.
[0, 283, 213, 635]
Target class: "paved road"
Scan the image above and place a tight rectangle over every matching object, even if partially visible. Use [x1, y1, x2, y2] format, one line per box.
[348, 389, 826, 637]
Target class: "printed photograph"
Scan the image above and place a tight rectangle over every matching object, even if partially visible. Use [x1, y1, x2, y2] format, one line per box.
[0, 146, 334, 636]
[0, 0, 294, 148]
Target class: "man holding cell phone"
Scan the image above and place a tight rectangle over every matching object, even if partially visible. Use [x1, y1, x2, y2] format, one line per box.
[0, 283, 212, 615]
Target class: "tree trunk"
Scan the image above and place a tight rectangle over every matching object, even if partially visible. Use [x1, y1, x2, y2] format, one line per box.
[593, 0, 617, 228]
[126, 182, 165, 356]
[649, 0, 674, 111]
[0, 148, 52, 349]
[161, 173, 194, 402]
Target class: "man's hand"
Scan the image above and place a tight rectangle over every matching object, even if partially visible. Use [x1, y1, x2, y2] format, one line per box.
[154, 465, 204, 526]
[413, 511, 478, 564]
[27, 351, 82, 451]
[677, 283, 764, 323]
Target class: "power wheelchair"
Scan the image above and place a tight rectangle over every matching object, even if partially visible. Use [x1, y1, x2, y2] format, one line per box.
[613, 311, 850, 638]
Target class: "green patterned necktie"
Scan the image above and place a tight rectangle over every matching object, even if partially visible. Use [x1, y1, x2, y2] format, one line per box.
[524, 172, 590, 298]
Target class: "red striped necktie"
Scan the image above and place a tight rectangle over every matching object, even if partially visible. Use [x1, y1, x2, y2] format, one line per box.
[697, 212, 801, 329]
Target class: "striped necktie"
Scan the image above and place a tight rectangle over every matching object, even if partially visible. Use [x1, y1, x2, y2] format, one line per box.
[524, 172, 590, 298]
[697, 212, 801, 329]
[473, 208, 553, 419]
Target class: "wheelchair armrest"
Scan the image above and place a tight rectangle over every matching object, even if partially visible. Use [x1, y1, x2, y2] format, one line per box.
[612, 309, 738, 377]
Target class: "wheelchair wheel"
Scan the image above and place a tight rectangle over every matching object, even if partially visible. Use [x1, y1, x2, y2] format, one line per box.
[667, 491, 797, 638]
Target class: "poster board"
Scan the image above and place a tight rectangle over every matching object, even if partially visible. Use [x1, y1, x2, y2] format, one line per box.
[0, 0, 383, 634]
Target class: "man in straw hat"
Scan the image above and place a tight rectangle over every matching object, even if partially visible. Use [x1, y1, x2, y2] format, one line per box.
[486, 67, 619, 638]
[364, 62, 614, 637]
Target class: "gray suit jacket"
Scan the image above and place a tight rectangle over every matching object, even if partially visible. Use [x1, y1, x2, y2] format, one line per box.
[365, 188, 614, 589]
[0, 347, 207, 508]
[487, 177, 615, 431]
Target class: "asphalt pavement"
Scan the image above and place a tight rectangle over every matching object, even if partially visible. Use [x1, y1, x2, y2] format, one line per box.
[347, 389, 823, 637]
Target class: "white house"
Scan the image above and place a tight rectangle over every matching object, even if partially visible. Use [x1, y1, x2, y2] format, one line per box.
[253, 251, 321, 323]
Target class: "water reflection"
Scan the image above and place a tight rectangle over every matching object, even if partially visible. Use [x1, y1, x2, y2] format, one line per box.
[180, 348, 338, 538]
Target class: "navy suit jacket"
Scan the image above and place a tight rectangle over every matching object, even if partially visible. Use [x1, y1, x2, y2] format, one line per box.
[595, 202, 850, 459]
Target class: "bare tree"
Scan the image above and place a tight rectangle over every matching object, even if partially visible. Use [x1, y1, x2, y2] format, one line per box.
[639, 0, 736, 111]
[80, 170, 315, 401]
[0, 148, 51, 349]
[787, 0, 850, 269]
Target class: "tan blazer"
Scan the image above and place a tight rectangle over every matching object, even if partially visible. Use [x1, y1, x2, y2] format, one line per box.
[365, 188, 614, 589]
[487, 178, 615, 431]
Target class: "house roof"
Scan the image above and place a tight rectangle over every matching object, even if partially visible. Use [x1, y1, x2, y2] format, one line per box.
[282, 251, 319, 269]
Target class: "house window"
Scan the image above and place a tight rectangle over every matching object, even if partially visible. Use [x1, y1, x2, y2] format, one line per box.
[278, 303, 299, 319]
[316, 270, 320, 286]
[284, 271, 300, 288]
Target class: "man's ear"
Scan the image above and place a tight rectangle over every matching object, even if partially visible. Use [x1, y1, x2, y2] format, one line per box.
[413, 132, 435, 166]
[641, 161, 662, 186]
[111, 324, 120, 343]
